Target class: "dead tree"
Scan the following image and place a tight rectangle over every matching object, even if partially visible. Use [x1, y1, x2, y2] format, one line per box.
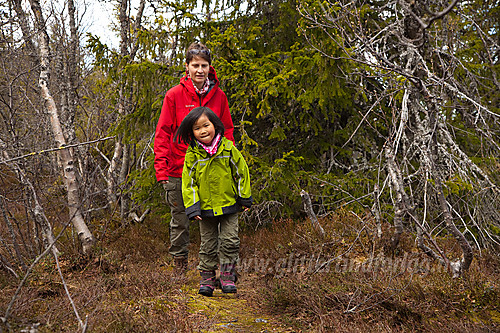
[298, 0, 499, 276]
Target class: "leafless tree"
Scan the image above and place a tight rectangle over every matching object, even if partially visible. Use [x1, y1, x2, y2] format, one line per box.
[1, 0, 62, 272]
[3, 0, 97, 256]
[103, 0, 146, 220]
[27, 0, 95, 254]
[0, 0, 112, 327]
[298, 0, 499, 276]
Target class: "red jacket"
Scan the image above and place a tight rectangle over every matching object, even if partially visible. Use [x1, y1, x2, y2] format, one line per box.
[154, 66, 235, 181]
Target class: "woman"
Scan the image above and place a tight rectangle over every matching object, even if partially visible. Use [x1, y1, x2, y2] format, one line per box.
[154, 42, 235, 274]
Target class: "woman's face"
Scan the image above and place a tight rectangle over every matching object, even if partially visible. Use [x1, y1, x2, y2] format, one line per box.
[193, 114, 215, 145]
[186, 56, 210, 90]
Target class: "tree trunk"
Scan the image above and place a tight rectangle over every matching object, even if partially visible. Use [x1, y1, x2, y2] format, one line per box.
[104, 0, 146, 220]
[429, 108, 474, 276]
[384, 142, 406, 251]
[11, 0, 37, 57]
[119, 143, 130, 218]
[300, 190, 325, 238]
[28, 0, 94, 254]
[61, 0, 80, 147]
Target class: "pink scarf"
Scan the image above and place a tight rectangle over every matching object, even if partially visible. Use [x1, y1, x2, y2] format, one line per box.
[190, 77, 210, 95]
[198, 133, 221, 156]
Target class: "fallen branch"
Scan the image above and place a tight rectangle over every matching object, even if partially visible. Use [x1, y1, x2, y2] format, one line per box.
[0, 136, 115, 164]
[54, 251, 88, 332]
[129, 208, 151, 223]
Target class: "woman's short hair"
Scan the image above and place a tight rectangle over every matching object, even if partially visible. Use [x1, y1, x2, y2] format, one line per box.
[174, 107, 225, 146]
[186, 42, 211, 65]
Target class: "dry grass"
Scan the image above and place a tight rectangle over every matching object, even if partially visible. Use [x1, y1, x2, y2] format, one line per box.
[240, 216, 500, 332]
[1, 212, 499, 332]
[0, 219, 205, 332]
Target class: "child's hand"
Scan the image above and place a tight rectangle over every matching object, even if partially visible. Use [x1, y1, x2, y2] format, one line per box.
[242, 206, 250, 212]
[194, 215, 202, 220]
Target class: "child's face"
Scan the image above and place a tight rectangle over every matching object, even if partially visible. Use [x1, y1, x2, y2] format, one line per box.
[193, 114, 216, 145]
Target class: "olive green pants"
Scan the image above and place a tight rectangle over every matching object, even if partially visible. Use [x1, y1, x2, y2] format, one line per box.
[197, 213, 239, 272]
[163, 177, 190, 258]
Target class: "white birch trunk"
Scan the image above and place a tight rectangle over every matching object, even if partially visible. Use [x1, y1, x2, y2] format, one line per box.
[29, 0, 94, 254]
[106, 141, 122, 206]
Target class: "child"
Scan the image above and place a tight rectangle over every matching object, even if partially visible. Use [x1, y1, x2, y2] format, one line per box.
[174, 106, 252, 296]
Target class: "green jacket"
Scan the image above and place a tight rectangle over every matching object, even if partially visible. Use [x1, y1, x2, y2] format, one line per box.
[182, 137, 253, 219]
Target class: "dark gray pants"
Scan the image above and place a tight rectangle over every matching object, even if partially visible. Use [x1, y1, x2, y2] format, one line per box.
[163, 177, 190, 258]
[197, 213, 239, 272]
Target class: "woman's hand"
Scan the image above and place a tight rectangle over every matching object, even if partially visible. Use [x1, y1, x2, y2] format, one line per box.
[242, 206, 250, 212]
[194, 215, 202, 220]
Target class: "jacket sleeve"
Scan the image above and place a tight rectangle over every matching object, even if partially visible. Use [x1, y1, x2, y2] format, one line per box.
[219, 91, 235, 144]
[229, 145, 253, 208]
[181, 150, 201, 219]
[153, 92, 175, 181]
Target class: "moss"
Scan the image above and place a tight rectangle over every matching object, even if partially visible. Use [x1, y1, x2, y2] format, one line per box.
[181, 284, 278, 332]
[489, 310, 500, 324]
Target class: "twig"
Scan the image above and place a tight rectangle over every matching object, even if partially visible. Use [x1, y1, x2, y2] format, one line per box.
[53, 250, 87, 331]
[0, 253, 18, 278]
[2, 215, 73, 323]
[0, 136, 115, 164]
[310, 223, 367, 276]
[129, 207, 151, 223]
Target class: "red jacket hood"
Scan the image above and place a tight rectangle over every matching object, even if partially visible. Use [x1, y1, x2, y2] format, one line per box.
[153, 65, 235, 181]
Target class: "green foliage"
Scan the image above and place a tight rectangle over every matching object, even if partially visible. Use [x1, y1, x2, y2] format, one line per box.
[123, 0, 381, 221]
[83, 0, 498, 243]
[85, 0, 373, 221]
[128, 153, 169, 215]
[251, 151, 307, 216]
[444, 176, 474, 196]
[202, 0, 374, 216]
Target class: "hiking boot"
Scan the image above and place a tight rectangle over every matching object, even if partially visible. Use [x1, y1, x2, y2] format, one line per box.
[174, 256, 188, 274]
[199, 270, 216, 297]
[220, 263, 237, 293]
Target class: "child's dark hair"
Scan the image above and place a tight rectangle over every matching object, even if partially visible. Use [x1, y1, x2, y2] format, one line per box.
[174, 107, 225, 146]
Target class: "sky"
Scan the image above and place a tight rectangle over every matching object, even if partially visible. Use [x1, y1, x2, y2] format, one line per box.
[83, 0, 119, 48]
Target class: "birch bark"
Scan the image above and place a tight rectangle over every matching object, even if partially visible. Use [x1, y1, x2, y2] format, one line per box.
[28, 0, 94, 254]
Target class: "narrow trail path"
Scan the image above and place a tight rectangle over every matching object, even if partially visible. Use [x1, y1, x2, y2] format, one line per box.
[173, 269, 291, 332]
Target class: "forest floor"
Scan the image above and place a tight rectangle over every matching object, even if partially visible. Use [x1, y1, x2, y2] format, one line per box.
[1, 214, 500, 332]
[169, 268, 291, 332]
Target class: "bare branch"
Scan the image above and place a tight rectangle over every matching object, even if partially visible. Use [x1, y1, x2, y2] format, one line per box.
[0, 136, 115, 164]
[300, 190, 325, 238]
